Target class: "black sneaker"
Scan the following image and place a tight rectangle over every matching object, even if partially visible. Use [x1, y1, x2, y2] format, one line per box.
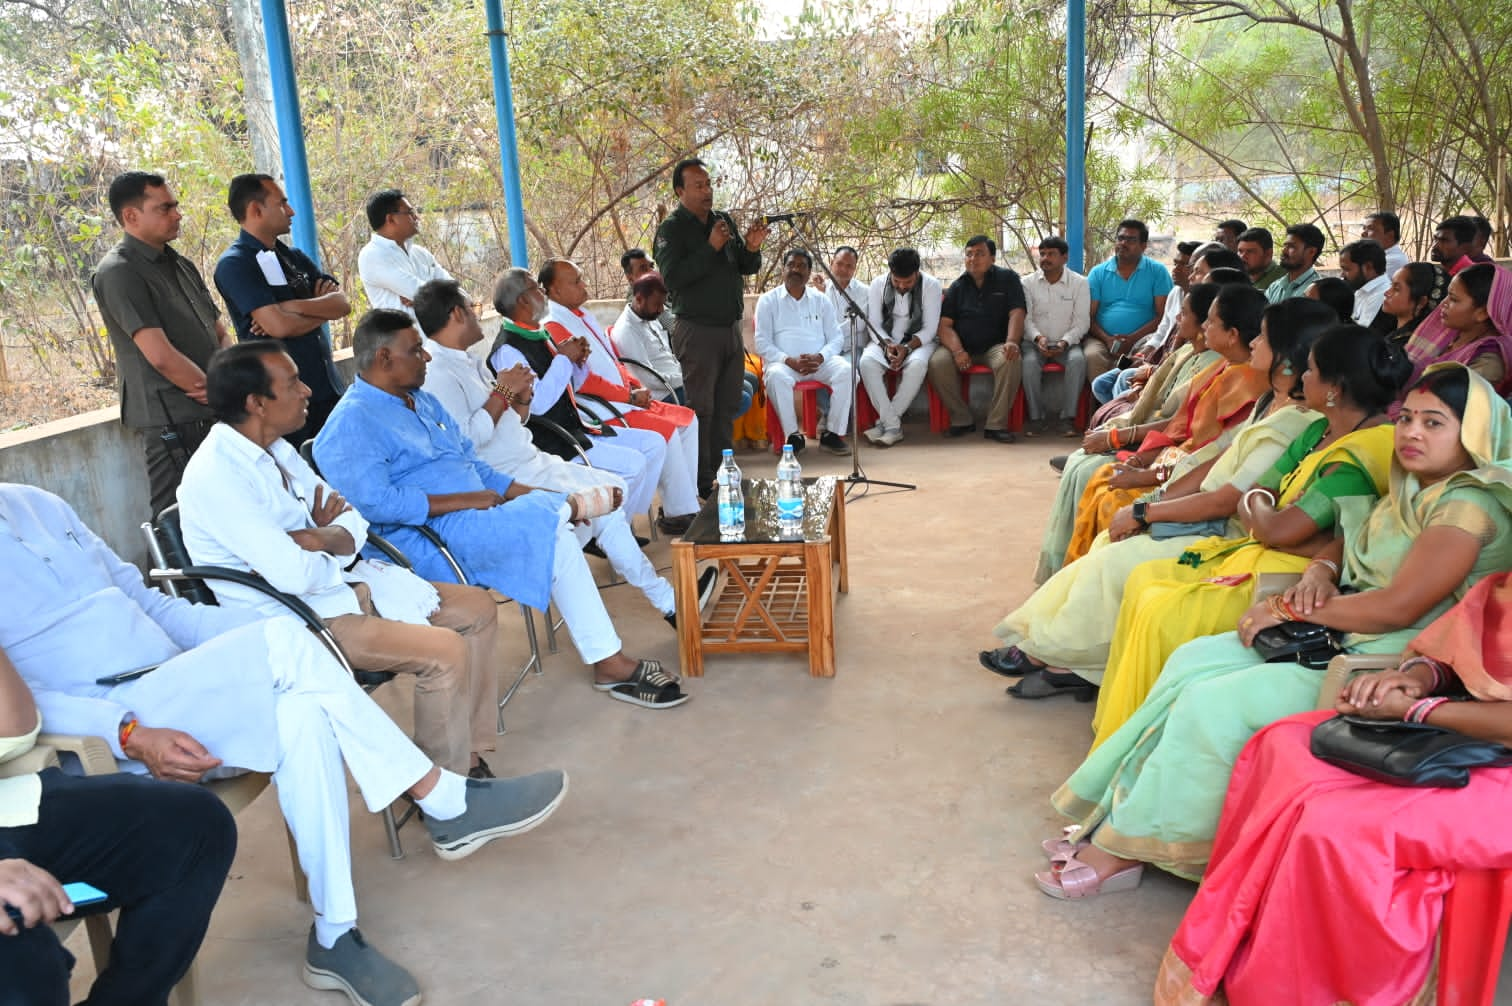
[303, 927, 420, 1006]
[819, 431, 851, 455]
[423, 771, 569, 861]
[656, 510, 694, 535]
[467, 756, 495, 780]
[786, 431, 806, 455]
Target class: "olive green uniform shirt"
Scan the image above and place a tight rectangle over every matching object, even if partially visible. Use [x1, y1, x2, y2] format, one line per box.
[91, 234, 220, 428]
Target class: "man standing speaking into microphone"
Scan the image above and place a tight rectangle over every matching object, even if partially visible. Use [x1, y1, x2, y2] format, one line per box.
[654, 158, 768, 496]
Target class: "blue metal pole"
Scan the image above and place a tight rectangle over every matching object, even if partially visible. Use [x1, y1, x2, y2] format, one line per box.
[1065, 0, 1087, 274]
[259, 0, 320, 266]
[484, 0, 530, 269]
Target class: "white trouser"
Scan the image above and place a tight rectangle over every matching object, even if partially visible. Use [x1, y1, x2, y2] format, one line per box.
[582, 439, 655, 520]
[570, 510, 675, 614]
[550, 512, 623, 664]
[264, 620, 434, 932]
[765, 357, 854, 437]
[659, 420, 701, 516]
[858, 343, 931, 430]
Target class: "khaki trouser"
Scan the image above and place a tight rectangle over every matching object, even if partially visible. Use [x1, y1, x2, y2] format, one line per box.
[1082, 338, 1119, 382]
[325, 580, 499, 775]
[925, 343, 1020, 431]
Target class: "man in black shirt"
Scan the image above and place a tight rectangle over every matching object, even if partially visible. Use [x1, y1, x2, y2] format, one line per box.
[926, 235, 1027, 443]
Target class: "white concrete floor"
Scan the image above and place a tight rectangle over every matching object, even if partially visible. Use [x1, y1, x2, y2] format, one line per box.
[64, 426, 1512, 1005]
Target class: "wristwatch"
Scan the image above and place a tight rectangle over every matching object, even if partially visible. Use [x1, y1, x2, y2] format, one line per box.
[1132, 501, 1150, 529]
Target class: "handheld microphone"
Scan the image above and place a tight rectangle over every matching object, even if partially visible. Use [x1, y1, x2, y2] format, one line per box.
[762, 212, 809, 225]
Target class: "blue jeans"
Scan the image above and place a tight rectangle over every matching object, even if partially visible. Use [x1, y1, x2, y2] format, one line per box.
[1092, 367, 1135, 405]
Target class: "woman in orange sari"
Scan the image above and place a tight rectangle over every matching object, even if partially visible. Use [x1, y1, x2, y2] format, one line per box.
[1062, 285, 1270, 566]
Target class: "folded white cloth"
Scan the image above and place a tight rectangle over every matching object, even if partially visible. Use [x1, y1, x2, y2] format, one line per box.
[345, 559, 440, 625]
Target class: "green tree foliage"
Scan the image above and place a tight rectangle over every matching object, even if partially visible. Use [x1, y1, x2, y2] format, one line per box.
[1122, 0, 1511, 252]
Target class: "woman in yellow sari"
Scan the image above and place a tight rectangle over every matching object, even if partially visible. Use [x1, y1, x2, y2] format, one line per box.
[1087, 324, 1412, 745]
[1060, 285, 1271, 566]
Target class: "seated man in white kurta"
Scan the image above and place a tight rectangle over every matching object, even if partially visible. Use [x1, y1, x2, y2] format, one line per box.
[538, 258, 702, 531]
[0, 483, 567, 1006]
[756, 249, 853, 455]
[414, 278, 710, 627]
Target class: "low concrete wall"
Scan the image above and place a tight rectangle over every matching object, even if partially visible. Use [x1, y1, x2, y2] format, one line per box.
[0, 295, 807, 565]
[0, 406, 154, 567]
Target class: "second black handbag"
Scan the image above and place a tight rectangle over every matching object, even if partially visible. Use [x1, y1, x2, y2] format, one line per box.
[1310, 714, 1512, 788]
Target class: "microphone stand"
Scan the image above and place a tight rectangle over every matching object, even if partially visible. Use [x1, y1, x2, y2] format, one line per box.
[775, 216, 916, 499]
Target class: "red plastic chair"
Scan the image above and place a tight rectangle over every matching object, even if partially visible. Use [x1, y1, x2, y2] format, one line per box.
[1038, 359, 1094, 431]
[766, 379, 827, 454]
[930, 364, 1023, 432]
[1437, 867, 1512, 1005]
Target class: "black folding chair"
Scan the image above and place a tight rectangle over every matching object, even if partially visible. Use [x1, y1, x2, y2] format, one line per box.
[141, 505, 415, 859]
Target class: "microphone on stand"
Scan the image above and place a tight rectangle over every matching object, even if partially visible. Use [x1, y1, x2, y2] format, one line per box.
[762, 211, 811, 225]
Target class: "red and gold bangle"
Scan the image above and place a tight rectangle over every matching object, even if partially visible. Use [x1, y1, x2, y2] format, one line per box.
[119, 717, 139, 751]
[1108, 427, 1121, 449]
[490, 385, 516, 406]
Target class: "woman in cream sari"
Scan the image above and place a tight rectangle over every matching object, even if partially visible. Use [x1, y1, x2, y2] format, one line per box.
[1087, 325, 1410, 741]
[985, 299, 1335, 695]
[1038, 364, 1512, 900]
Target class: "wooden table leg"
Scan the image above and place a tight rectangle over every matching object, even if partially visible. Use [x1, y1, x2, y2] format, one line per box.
[804, 538, 835, 677]
[832, 486, 848, 594]
[671, 541, 703, 677]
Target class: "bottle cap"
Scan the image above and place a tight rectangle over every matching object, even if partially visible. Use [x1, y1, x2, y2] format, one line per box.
[722, 448, 734, 457]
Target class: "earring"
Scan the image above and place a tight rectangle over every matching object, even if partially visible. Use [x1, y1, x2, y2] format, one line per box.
[1325, 390, 1338, 408]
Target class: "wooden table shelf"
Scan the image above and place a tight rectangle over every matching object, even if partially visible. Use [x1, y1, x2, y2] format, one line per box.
[671, 477, 847, 677]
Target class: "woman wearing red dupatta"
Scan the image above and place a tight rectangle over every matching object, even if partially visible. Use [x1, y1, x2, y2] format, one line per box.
[1158, 566, 1512, 1006]
[1403, 263, 1512, 393]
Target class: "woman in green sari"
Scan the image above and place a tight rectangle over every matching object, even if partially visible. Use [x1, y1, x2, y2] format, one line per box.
[985, 298, 1334, 690]
[1085, 325, 1410, 739]
[1036, 363, 1512, 899]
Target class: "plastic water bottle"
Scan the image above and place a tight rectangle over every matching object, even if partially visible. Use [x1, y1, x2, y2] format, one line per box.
[716, 449, 745, 539]
[776, 445, 804, 538]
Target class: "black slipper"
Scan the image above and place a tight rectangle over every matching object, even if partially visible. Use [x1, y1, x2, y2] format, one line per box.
[978, 646, 1037, 677]
[1006, 669, 1098, 702]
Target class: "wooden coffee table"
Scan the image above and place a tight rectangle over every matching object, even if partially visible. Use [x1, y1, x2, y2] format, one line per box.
[670, 476, 848, 677]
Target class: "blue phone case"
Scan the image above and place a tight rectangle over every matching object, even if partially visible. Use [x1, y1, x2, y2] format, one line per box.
[62, 881, 108, 907]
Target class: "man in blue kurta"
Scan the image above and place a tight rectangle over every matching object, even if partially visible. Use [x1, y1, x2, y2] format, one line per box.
[313, 309, 688, 710]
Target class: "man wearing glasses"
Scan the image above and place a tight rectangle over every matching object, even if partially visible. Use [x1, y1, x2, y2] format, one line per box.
[357, 189, 458, 319]
[1083, 219, 1172, 388]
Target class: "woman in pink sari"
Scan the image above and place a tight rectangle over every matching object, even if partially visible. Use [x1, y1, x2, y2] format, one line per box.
[1157, 568, 1512, 1006]
[1404, 263, 1512, 392]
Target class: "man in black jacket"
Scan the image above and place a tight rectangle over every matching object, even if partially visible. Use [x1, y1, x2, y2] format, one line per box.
[652, 158, 768, 495]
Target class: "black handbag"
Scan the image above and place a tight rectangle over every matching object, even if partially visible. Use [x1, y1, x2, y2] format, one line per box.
[1310, 714, 1512, 788]
[1251, 620, 1344, 669]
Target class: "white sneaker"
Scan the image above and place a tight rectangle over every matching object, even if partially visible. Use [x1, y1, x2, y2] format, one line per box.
[878, 427, 904, 446]
[863, 424, 885, 444]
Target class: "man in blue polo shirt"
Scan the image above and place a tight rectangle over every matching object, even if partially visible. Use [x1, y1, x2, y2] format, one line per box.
[1083, 218, 1172, 388]
[214, 173, 349, 446]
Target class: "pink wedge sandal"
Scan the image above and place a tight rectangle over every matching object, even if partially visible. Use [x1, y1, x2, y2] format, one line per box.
[1034, 851, 1143, 900]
